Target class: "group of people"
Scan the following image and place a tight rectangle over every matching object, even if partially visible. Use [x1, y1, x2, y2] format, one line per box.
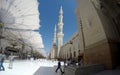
[55, 56, 83, 74]
[0, 50, 14, 71]
[65, 57, 83, 66]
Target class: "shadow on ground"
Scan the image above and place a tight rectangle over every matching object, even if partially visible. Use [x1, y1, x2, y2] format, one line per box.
[34, 67, 64, 75]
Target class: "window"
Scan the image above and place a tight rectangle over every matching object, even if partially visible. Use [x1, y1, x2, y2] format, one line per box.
[74, 51, 76, 57]
[78, 50, 80, 56]
[70, 52, 72, 58]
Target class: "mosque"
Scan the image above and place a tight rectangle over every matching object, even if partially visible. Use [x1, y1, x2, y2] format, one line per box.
[49, 6, 64, 59]
[49, 0, 120, 70]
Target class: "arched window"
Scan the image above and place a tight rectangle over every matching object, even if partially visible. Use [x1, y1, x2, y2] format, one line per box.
[74, 51, 76, 57]
[78, 50, 80, 56]
[70, 52, 72, 58]
[67, 53, 69, 58]
[70, 48, 72, 58]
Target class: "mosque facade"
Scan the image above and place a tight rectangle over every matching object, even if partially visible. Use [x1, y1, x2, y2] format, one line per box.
[51, 0, 120, 69]
[50, 0, 120, 69]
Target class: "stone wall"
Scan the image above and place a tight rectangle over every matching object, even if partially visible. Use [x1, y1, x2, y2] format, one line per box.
[76, 0, 120, 69]
[64, 64, 104, 75]
[84, 39, 120, 69]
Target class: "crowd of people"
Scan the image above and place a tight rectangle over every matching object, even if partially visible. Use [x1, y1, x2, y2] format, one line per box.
[55, 56, 83, 74]
[1, 49, 83, 75]
[65, 56, 83, 66]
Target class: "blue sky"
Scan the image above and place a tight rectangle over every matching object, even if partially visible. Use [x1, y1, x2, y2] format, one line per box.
[38, 0, 78, 53]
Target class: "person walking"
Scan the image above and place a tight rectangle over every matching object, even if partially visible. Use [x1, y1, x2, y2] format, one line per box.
[8, 53, 14, 69]
[55, 60, 64, 74]
[66, 58, 71, 66]
[0, 51, 5, 71]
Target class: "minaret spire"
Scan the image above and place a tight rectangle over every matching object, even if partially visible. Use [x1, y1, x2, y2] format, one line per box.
[60, 6, 63, 15]
[53, 24, 57, 45]
[57, 6, 64, 57]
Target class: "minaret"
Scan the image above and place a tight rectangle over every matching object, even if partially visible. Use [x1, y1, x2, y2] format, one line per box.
[50, 24, 57, 59]
[53, 24, 57, 45]
[57, 6, 64, 57]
